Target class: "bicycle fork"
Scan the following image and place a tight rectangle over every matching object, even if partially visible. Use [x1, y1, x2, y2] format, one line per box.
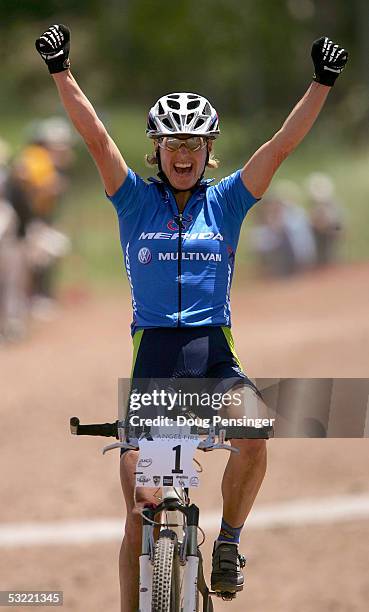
[138, 491, 200, 612]
[139, 506, 155, 611]
[182, 504, 199, 612]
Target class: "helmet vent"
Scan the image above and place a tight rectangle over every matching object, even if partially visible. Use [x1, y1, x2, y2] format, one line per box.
[187, 113, 194, 123]
[194, 118, 205, 129]
[167, 99, 180, 110]
[203, 102, 211, 115]
[187, 100, 200, 110]
[162, 117, 172, 128]
[168, 94, 180, 99]
[172, 112, 180, 125]
[158, 101, 165, 115]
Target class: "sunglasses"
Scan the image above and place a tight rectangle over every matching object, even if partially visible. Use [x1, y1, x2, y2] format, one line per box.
[158, 136, 207, 152]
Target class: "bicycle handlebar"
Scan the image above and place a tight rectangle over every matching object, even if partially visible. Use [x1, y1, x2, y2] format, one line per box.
[70, 417, 272, 440]
[70, 417, 119, 439]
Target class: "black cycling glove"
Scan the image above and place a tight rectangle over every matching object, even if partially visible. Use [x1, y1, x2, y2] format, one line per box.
[35, 24, 71, 74]
[311, 36, 348, 87]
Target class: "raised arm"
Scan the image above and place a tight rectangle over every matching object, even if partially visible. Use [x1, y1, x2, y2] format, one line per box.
[35, 24, 127, 196]
[242, 37, 348, 199]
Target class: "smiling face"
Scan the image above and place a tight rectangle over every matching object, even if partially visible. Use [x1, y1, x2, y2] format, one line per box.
[155, 137, 212, 191]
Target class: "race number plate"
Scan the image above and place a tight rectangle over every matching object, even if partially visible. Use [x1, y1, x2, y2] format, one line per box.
[135, 435, 200, 488]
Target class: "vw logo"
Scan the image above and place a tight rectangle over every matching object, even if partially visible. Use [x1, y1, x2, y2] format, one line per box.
[138, 247, 152, 264]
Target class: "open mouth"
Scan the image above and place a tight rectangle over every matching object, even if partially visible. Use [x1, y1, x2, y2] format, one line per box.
[173, 162, 193, 175]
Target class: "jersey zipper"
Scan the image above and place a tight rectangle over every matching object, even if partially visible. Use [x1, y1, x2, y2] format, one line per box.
[169, 187, 202, 327]
[177, 212, 183, 327]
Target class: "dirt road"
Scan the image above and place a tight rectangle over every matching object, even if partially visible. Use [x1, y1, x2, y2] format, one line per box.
[1, 263, 368, 611]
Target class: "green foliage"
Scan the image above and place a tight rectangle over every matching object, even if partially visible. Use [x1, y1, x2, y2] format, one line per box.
[1, 0, 368, 142]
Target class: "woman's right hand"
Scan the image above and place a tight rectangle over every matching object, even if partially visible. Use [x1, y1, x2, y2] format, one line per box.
[35, 24, 71, 74]
[35, 23, 127, 196]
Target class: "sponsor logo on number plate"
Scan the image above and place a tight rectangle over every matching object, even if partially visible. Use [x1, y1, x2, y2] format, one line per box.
[176, 476, 188, 486]
[189, 476, 199, 486]
[153, 475, 161, 486]
[138, 458, 153, 468]
[163, 476, 174, 486]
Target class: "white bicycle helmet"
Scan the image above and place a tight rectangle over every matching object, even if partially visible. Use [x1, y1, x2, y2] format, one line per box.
[147, 92, 220, 139]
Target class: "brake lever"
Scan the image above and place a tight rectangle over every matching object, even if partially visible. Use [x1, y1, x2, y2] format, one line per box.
[102, 441, 139, 455]
[197, 428, 239, 454]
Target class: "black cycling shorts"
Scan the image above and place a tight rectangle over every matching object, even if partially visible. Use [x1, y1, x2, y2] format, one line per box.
[121, 326, 268, 455]
[131, 326, 258, 383]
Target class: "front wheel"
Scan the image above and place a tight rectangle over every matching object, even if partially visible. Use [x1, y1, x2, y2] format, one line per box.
[151, 530, 180, 612]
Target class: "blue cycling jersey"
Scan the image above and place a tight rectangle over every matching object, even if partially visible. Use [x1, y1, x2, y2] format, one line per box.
[107, 168, 259, 334]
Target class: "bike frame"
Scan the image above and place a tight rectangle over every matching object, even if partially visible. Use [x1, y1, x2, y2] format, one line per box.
[102, 424, 228, 611]
[70, 417, 267, 611]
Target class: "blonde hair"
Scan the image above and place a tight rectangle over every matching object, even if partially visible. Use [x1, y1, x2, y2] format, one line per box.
[145, 148, 220, 169]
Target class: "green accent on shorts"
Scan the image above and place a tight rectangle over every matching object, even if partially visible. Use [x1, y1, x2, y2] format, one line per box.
[131, 327, 243, 375]
[221, 326, 243, 369]
[130, 329, 144, 379]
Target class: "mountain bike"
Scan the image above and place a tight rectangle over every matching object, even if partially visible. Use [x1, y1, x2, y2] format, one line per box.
[70, 415, 269, 611]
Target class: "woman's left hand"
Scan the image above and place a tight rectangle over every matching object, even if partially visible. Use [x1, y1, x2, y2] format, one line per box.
[311, 36, 348, 87]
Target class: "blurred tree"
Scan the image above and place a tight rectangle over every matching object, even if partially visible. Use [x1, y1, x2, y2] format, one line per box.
[0, 0, 100, 21]
[354, 0, 369, 88]
[0, 0, 366, 143]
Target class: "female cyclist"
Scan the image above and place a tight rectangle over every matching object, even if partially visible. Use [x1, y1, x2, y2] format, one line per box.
[35, 25, 347, 611]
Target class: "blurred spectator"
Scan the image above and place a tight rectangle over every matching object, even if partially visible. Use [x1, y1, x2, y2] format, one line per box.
[250, 181, 316, 278]
[0, 118, 73, 340]
[305, 172, 344, 267]
[0, 138, 11, 195]
[6, 118, 73, 310]
[21, 117, 74, 222]
[0, 138, 29, 341]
